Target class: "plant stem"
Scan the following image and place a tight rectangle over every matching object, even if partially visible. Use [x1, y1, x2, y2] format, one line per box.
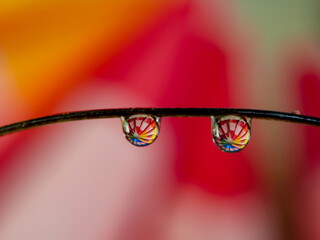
[0, 108, 319, 136]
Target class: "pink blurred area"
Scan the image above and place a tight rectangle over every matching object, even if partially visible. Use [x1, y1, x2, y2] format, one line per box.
[0, 0, 320, 239]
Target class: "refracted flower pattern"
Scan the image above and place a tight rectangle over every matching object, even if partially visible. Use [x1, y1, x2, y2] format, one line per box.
[121, 114, 161, 146]
[211, 115, 251, 152]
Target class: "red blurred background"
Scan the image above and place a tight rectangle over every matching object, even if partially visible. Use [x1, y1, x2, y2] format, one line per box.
[0, 0, 320, 239]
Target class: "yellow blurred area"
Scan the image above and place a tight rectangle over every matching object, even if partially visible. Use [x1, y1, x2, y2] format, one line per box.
[0, 0, 177, 112]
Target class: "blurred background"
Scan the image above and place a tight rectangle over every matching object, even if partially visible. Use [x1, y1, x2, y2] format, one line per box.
[0, 0, 320, 239]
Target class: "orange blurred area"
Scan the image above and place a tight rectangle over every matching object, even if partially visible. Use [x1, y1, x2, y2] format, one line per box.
[0, 0, 180, 114]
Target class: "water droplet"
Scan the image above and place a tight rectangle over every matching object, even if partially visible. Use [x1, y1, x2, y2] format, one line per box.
[292, 110, 301, 115]
[121, 114, 161, 147]
[211, 115, 251, 153]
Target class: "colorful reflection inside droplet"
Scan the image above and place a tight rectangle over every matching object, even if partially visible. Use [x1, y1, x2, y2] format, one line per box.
[121, 114, 161, 146]
[211, 115, 251, 152]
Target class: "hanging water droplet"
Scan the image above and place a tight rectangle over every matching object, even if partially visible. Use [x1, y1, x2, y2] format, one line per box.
[121, 114, 161, 147]
[211, 115, 251, 153]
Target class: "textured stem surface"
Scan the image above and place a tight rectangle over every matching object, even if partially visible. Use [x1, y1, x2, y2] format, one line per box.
[0, 108, 319, 136]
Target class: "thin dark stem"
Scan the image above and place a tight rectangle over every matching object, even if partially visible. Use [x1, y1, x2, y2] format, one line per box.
[0, 108, 319, 136]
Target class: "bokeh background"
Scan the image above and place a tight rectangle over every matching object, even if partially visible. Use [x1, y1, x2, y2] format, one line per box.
[0, 0, 320, 239]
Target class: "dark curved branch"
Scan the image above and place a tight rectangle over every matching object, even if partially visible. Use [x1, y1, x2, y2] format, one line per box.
[0, 108, 319, 137]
